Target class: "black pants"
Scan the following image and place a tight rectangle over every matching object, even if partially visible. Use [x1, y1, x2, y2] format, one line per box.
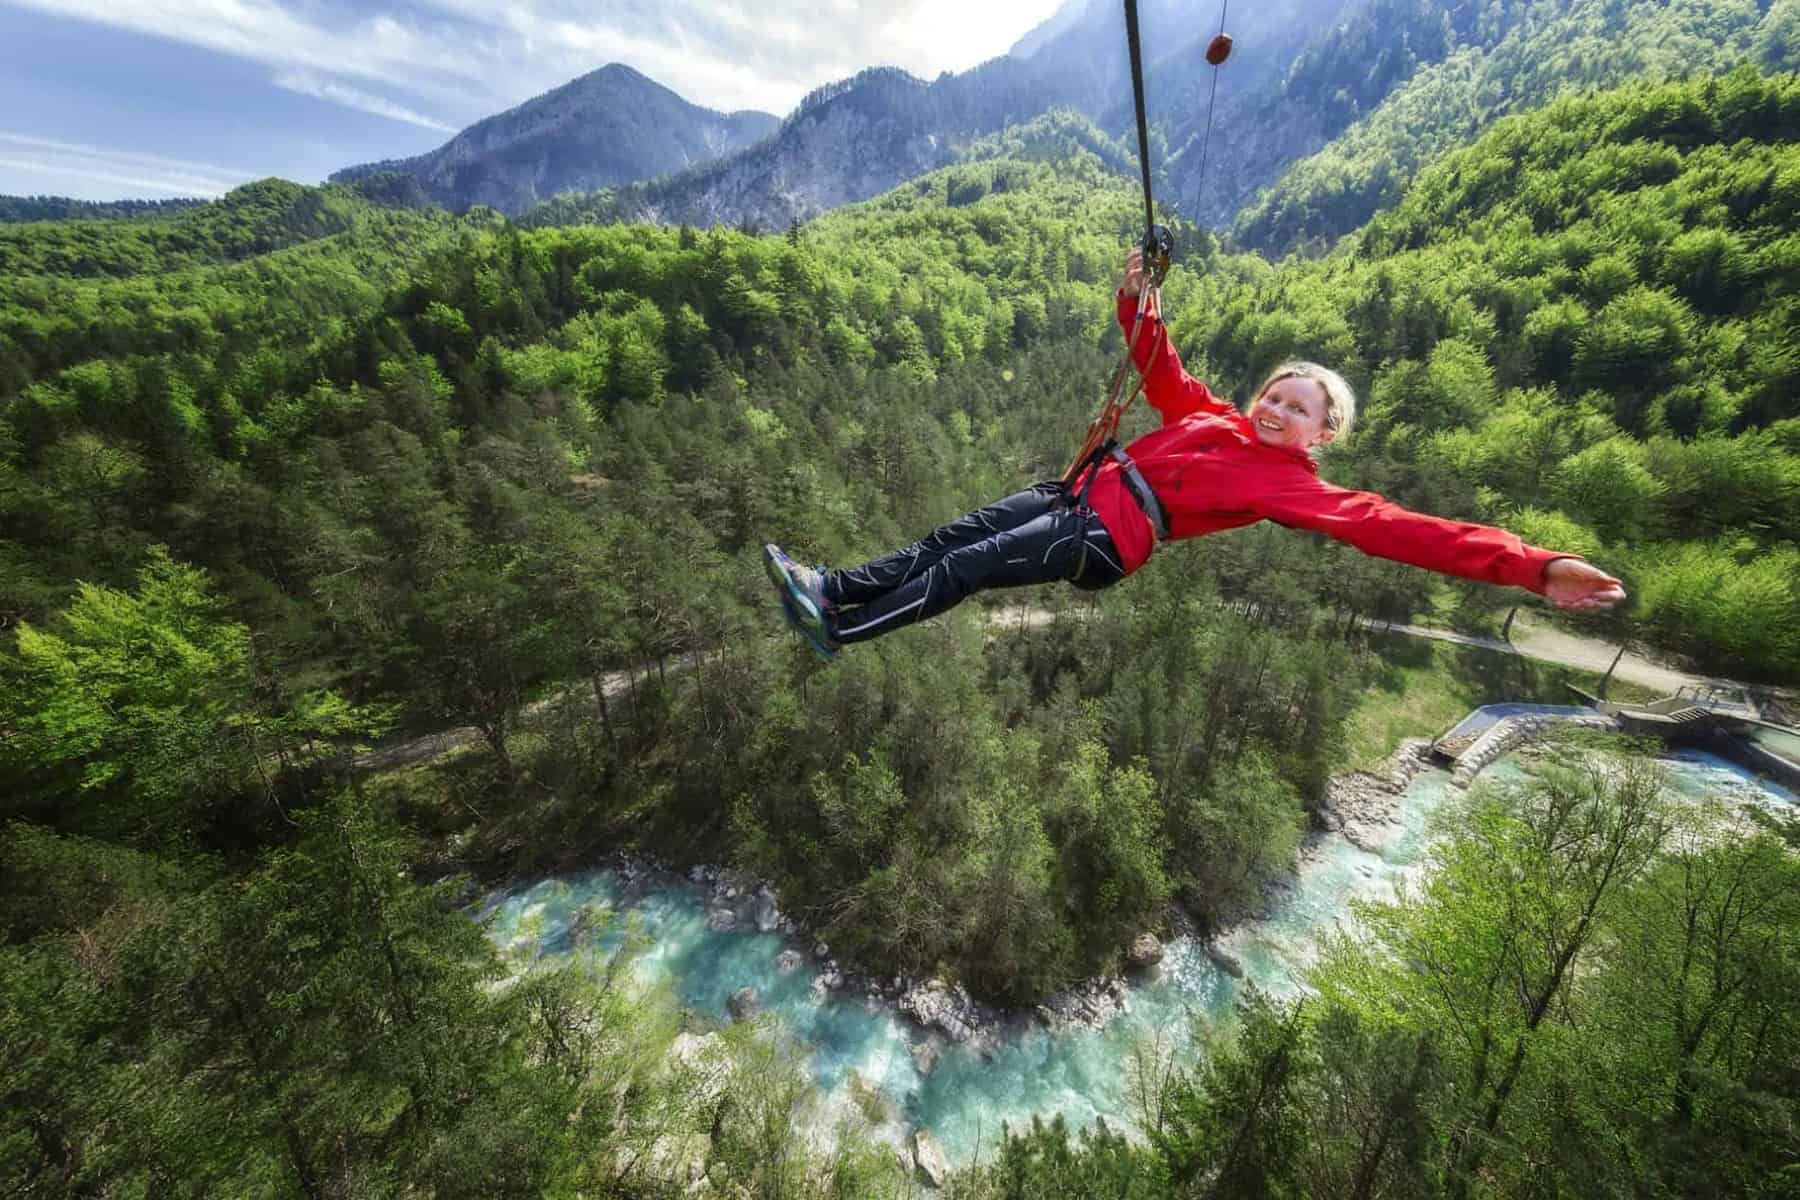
[822, 482, 1127, 645]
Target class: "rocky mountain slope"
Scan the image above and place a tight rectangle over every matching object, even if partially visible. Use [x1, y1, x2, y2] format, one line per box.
[333, 0, 1781, 239]
[329, 63, 777, 215]
[525, 0, 1344, 231]
[1232, 0, 1800, 252]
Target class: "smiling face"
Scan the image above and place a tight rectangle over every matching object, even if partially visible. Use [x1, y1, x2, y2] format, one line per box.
[1250, 376, 1334, 451]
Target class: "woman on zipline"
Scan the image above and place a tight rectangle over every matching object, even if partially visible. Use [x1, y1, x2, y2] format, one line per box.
[764, 245, 1626, 658]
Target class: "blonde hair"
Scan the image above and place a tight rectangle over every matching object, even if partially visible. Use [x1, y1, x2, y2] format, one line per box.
[1256, 361, 1357, 440]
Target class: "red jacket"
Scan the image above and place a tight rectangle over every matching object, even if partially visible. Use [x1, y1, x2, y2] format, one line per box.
[1085, 290, 1568, 593]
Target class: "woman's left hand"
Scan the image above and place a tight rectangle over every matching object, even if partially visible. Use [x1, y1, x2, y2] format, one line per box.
[1544, 559, 1628, 611]
[1120, 248, 1149, 299]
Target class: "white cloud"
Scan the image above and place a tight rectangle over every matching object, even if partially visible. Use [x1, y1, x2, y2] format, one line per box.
[272, 71, 458, 131]
[0, 131, 256, 194]
[0, 156, 218, 194]
[422, 0, 1069, 113]
[5, 0, 1066, 124]
[5, 0, 476, 115]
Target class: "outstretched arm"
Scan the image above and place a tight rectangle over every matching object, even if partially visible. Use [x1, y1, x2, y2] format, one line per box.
[1251, 473, 1627, 609]
[1117, 248, 1234, 426]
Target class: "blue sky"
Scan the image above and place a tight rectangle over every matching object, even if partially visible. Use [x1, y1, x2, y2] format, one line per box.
[0, 0, 1067, 199]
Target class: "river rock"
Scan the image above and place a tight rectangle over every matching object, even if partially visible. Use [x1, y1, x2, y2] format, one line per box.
[705, 907, 736, 932]
[753, 890, 781, 932]
[728, 986, 759, 1021]
[814, 941, 830, 958]
[809, 966, 844, 1003]
[1341, 818, 1392, 854]
[900, 979, 978, 1043]
[1038, 976, 1131, 1032]
[914, 1130, 950, 1188]
[1128, 932, 1164, 967]
[775, 949, 804, 973]
[1204, 942, 1244, 979]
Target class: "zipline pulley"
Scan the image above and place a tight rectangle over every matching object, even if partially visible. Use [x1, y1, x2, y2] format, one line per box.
[1141, 222, 1174, 288]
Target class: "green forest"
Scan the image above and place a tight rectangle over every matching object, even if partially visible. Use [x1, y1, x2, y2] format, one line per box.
[1231, 0, 1800, 252]
[3, 70, 1798, 1197]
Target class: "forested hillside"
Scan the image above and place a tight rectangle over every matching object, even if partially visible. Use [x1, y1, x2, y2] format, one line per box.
[3, 72, 1798, 1197]
[0, 178, 450, 280]
[1187, 70, 1800, 676]
[1235, 0, 1799, 251]
[0, 194, 207, 224]
[1167, 0, 1540, 228]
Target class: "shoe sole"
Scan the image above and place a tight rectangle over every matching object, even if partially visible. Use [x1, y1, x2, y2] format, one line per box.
[762, 545, 836, 660]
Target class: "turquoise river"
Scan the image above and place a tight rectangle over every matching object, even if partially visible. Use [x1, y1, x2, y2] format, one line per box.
[478, 751, 1794, 1166]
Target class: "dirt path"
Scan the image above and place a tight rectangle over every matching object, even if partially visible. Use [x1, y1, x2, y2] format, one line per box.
[354, 659, 679, 772]
[1365, 611, 1792, 709]
[994, 602, 1790, 710]
[358, 603, 1791, 773]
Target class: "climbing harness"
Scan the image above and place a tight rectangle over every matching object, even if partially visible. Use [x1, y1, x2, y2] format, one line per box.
[1065, 0, 1232, 490]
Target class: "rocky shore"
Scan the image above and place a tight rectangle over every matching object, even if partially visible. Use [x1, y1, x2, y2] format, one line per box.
[1316, 737, 1436, 853]
[601, 737, 1444, 1055]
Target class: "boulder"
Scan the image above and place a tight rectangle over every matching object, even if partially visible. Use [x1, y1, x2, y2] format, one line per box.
[705, 907, 737, 932]
[1204, 942, 1244, 979]
[775, 948, 804, 973]
[1128, 932, 1164, 967]
[809, 967, 844, 1003]
[911, 1038, 941, 1076]
[753, 891, 781, 933]
[814, 941, 830, 958]
[728, 986, 759, 1021]
[899, 978, 977, 1042]
[913, 1129, 950, 1188]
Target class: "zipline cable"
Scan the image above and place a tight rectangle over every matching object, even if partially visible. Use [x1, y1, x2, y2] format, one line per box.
[1191, 0, 1231, 223]
[1063, 1, 1235, 486]
[1063, 0, 1167, 486]
[1125, 0, 1157, 239]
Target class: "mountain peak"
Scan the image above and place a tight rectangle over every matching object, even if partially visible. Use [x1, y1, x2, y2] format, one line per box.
[329, 66, 777, 215]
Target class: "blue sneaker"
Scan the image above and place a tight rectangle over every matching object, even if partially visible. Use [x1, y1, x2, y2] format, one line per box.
[763, 544, 839, 660]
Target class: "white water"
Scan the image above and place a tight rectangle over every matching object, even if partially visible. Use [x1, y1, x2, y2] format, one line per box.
[477, 752, 1792, 1165]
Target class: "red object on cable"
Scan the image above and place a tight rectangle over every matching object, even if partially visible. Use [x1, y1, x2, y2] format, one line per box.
[1081, 291, 1574, 590]
[1205, 33, 1233, 65]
